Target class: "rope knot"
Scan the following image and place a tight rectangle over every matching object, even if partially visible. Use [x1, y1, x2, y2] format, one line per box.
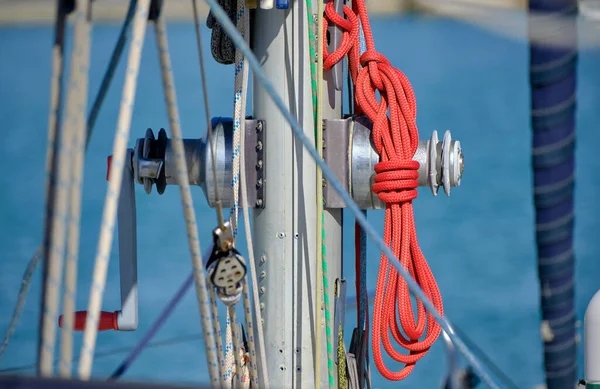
[371, 160, 419, 204]
[322, 4, 360, 71]
[358, 50, 390, 96]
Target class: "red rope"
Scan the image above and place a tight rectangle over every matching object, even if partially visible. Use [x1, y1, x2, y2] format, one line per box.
[324, 1, 443, 381]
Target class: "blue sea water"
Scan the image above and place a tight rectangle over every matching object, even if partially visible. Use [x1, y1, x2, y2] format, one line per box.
[0, 14, 599, 389]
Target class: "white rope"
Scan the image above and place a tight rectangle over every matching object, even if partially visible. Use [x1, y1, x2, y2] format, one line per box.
[227, 1, 261, 388]
[234, 6, 269, 386]
[229, 0, 246, 238]
[17, 5, 65, 370]
[40, 1, 91, 376]
[223, 311, 234, 387]
[153, 15, 221, 386]
[240, 282, 257, 387]
[77, 0, 150, 379]
[209, 287, 227, 386]
[227, 307, 249, 389]
[59, 0, 92, 377]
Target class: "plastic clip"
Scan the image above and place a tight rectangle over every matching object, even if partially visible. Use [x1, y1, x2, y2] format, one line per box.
[276, 0, 290, 9]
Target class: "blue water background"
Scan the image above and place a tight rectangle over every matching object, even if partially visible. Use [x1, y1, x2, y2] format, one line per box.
[1, 15, 599, 388]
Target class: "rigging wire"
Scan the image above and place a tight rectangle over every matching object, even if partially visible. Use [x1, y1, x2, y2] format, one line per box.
[201, 2, 503, 387]
[208, 287, 227, 386]
[153, 13, 221, 386]
[108, 253, 203, 379]
[0, 334, 207, 374]
[77, 0, 151, 379]
[58, 0, 93, 377]
[228, 1, 262, 386]
[191, 0, 232, 385]
[0, 248, 42, 365]
[237, 23, 270, 384]
[86, 0, 138, 147]
[0, 0, 138, 367]
[191, 0, 226, 231]
[221, 1, 257, 386]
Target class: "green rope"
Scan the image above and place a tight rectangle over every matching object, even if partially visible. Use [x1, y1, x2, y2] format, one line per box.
[322, 213, 334, 388]
[305, 0, 335, 387]
[306, 0, 318, 129]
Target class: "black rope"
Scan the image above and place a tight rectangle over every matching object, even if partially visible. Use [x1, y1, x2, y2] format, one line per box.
[206, 0, 237, 65]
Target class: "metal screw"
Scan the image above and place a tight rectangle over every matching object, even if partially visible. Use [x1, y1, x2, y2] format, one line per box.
[256, 160, 263, 169]
[260, 303, 265, 310]
[256, 199, 263, 207]
[260, 271, 266, 279]
[256, 141, 263, 151]
[277, 232, 285, 239]
[260, 255, 267, 263]
[256, 178, 263, 188]
[260, 287, 266, 294]
[256, 122, 263, 132]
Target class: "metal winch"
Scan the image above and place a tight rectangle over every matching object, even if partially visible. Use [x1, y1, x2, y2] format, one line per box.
[128, 116, 464, 210]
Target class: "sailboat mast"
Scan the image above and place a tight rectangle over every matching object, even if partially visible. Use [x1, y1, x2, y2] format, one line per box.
[251, 1, 342, 387]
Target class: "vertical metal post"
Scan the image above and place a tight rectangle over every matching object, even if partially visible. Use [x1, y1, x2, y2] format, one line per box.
[251, 1, 344, 386]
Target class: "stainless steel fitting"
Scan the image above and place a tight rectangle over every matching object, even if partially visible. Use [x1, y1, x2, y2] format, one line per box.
[131, 118, 265, 208]
[349, 117, 463, 209]
[130, 116, 463, 210]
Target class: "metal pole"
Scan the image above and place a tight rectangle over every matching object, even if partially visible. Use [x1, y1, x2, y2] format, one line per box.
[251, 2, 330, 386]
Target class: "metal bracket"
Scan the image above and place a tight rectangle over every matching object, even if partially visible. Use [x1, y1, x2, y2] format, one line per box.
[322, 118, 350, 208]
[252, 120, 266, 208]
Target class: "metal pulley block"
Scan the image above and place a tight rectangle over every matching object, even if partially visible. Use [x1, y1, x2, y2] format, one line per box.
[206, 221, 247, 299]
[129, 115, 463, 211]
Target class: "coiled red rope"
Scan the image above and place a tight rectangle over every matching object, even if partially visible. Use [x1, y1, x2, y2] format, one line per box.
[323, 0, 443, 380]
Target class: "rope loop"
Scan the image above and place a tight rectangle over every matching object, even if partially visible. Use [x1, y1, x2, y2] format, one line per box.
[322, 3, 360, 76]
[323, 0, 444, 381]
[372, 160, 419, 204]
